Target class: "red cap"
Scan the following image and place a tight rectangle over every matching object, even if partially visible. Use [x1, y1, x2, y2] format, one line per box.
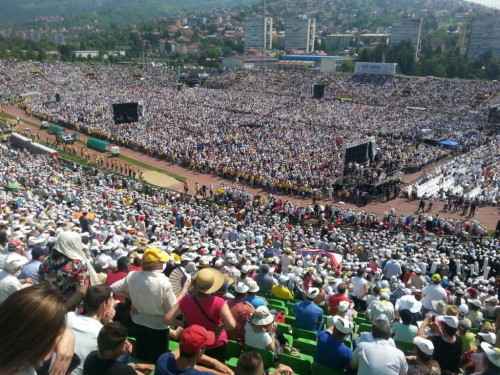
[8, 239, 22, 247]
[180, 325, 215, 353]
[334, 269, 341, 275]
[470, 288, 477, 294]
[215, 250, 222, 257]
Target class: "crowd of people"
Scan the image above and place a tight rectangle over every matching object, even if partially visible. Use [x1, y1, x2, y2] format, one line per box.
[0, 62, 497, 195]
[0, 142, 499, 375]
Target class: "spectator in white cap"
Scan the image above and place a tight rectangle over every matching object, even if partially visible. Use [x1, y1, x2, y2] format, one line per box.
[0, 255, 34, 303]
[417, 314, 462, 373]
[406, 337, 440, 374]
[243, 281, 267, 309]
[293, 287, 324, 333]
[477, 342, 500, 374]
[227, 282, 254, 344]
[270, 274, 292, 300]
[337, 300, 353, 321]
[244, 306, 277, 352]
[461, 332, 497, 374]
[316, 315, 353, 371]
[467, 299, 484, 329]
[351, 318, 407, 375]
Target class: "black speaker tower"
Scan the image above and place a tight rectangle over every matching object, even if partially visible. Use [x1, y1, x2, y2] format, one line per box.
[313, 84, 325, 99]
[112, 103, 139, 124]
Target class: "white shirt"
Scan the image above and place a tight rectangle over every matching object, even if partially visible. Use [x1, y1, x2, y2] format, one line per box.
[281, 254, 293, 269]
[351, 277, 368, 300]
[353, 339, 408, 375]
[244, 322, 272, 350]
[0, 270, 22, 303]
[111, 270, 177, 330]
[66, 312, 103, 375]
[421, 284, 447, 310]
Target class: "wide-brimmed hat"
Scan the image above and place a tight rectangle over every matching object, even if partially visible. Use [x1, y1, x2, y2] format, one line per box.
[399, 295, 422, 313]
[481, 342, 500, 367]
[431, 300, 446, 315]
[193, 268, 224, 295]
[250, 306, 275, 326]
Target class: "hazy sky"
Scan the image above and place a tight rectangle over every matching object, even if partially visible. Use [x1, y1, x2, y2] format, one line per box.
[466, 0, 500, 8]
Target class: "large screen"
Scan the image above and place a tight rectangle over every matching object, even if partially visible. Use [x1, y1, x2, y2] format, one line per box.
[345, 143, 369, 164]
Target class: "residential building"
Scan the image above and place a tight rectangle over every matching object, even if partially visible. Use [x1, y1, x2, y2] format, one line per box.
[171, 43, 188, 54]
[244, 18, 273, 52]
[467, 13, 500, 60]
[50, 32, 65, 46]
[285, 18, 316, 53]
[390, 16, 423, 57]
[326, 34, 354, 49]
[359, 34, 390, 45]
[27, 30, 42, 42]
[188, 43, 201, 54]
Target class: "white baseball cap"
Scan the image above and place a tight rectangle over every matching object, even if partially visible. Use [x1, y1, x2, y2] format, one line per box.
[414, 337, 434, 356]
[234, 282, 250, 294]
[478, 332, 497, 345]
[459, 304, 469, 314]
[278, 275, 289, 283]
[331, 315, 354, 334]
[306, 287, 320, 299]
[438, 315, 459, 328]
[338, 301, 350, 312]
[481, 342, 500, 367]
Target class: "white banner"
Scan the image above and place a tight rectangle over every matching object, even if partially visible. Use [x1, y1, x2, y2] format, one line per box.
[355, 62, 397, 75]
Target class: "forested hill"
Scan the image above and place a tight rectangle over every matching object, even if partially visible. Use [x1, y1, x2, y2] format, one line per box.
[0, 0, 259, 27]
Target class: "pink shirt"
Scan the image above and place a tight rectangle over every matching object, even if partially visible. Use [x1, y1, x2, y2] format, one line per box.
[179, 294, 227, 349]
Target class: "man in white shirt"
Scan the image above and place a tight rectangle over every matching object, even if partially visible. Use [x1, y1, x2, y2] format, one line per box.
[66, 285, 118, 375]
[384, 257, 402, 279]
[351, 319, 408, 375]
[351, 269, 369, 310]
[0, 239, 29, 271]
[421, 274, 447, 315]
[281, 248, 294, 269]
[0, 255, 34, 303]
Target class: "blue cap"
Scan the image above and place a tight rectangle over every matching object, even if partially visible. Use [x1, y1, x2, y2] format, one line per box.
[32, 246, 49, 259]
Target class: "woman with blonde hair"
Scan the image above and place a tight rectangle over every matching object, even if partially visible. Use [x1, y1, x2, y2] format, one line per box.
[0, 284, 75, 375]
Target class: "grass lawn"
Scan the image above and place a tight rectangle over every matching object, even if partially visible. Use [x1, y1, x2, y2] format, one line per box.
[8, 113, 186, 182]
[115, 154, 186, 182]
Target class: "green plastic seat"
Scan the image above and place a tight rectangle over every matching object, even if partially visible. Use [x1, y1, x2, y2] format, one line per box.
[343, 339, 352, 349]
[358, 323, 371, 334]
[292, 327, 318, 341]
[395, 340, 415, 352]
[226, 340, 241, 360]
[168, 341, 179, 352]
[279, 353, 312, 375]
[313, 362, 347, 375]
[285, 315, 296, 326]
[128, 337, 137, 357]
[283, 333, 293, 346]
[268, 303, 288, 315]
[277, 322, 292, 334]
[226, 357, 239, 371]
[353, 316, 367, 326]
[293, 338, 317, 357]
[267, 298, 286, 307]
[242, 344, 275, 369]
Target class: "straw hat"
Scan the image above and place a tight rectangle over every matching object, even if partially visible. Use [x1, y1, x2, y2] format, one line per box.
[193, 268, 224, 295]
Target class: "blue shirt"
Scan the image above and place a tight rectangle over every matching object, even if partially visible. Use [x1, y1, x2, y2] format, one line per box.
[244, 295, 267, 309]
[155, 353, 213, 375]
[293, 301, 324, 332]
[254, 273, 274, 294]
[19, 260, 41, 284]
[315, 330, 353, 370]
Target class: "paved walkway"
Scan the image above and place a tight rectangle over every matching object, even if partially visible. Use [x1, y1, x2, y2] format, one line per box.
[5, 105, 500, 230]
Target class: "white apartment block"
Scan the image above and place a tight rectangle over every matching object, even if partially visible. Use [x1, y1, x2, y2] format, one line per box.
[244, 18, 273, 52]
[390, 16, 423, 57]
[467, 13, 500, 61]
[285, 18, 316, 53]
